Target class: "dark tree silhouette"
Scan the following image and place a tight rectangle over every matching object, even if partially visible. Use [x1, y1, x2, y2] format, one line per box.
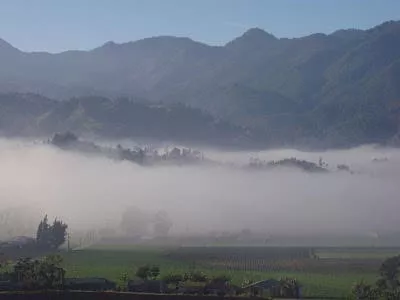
[50, 132, 78, 148]
[135, 265, 150, 280]
[378, 255, 400, 290]
[149, 265, 160, 280]
[135, 264, 160, 280]
[11, 255, 64, 290]
[36, 215, 51, 249]
[36, 215, 68, 250]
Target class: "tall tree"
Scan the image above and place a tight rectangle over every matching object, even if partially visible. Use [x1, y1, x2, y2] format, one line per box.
[50, 219, 68, 249]
[36, 215, 51, 249]
[378, 255, 400, 290]
[36, 215, 68, 250]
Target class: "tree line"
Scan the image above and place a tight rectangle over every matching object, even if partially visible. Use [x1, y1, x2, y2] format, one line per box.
[351, 255, 400, 299]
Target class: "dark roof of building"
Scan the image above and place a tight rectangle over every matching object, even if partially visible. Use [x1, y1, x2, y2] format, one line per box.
[244, 279, 281, 289]
[65, 277, 115, 284]
[0, 236, 35, 248]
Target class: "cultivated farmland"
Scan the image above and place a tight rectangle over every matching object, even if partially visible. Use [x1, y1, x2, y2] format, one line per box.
[60, 245, 400, 298]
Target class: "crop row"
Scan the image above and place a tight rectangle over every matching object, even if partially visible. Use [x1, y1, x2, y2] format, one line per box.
[205, 258, 309, 272]
[166, 247, 315, 261]
[194, 257, 382, 274]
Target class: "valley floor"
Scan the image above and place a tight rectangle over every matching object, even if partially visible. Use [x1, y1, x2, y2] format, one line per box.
[60, 246, 397, 298]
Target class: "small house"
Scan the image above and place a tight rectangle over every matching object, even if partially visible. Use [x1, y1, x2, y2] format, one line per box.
[204, 280, 237, 296]
[1, 236, 35, 248]
[176, 284, 204, 295]
[244, 279, 282, 297]
[64, 277, 116, 291]
[128, 279, 167, 293]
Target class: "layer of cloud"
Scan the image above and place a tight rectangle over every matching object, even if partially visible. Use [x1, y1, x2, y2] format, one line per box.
[0, 139, 399, 241]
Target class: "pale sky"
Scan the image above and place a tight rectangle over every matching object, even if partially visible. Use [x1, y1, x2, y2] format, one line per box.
[1, 0, 399, 53]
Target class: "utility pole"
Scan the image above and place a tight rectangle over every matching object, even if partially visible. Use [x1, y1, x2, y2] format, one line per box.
[67, 232, 71, 252]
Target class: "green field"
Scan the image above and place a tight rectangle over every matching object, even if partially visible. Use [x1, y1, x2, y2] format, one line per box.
[58, 245, 400, 298]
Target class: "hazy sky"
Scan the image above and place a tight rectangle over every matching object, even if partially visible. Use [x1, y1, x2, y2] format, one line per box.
[1, 0, 399, 53]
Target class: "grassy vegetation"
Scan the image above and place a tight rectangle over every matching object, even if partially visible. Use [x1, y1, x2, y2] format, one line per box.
[59, 245, 395, 298]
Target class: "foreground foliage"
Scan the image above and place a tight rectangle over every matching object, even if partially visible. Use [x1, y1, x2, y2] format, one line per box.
[1, 255, 65, 290]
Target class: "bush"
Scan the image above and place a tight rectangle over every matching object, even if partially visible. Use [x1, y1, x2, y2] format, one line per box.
[10, 255, 65, 290]
[135, 264, 160, 280]
[350, 281, 381, 299]
[183, 271, 207, 282]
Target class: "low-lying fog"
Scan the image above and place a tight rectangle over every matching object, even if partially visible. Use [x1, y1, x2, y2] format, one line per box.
[0, 138, 399, 240]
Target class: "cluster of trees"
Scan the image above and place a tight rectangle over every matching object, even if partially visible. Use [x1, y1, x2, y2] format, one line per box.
[351, 255, 400, 299]
[0, 255, 65, 290]
[50, 132, 358, 176]
[50, 132, 79, 148]
[36, 215, 68, 250]
[135, 265, 161, 281]
[249, 157, 328, 173]
[115, 144, 205, 166]
[49, 132, 207, 167]
[1, 255, 112, 291]
[248, 156, 354, 174]
[0, 215, 68, 259]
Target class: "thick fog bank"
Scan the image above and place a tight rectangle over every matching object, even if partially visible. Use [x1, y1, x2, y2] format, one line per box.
[0, 139, 399, 240]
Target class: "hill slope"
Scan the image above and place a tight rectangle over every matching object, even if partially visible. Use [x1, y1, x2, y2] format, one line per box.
[0, 94, 252, 147]
[1, 21, 400, 147]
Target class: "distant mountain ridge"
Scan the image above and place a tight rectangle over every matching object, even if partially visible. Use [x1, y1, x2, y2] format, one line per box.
[1, 20, 400, 148]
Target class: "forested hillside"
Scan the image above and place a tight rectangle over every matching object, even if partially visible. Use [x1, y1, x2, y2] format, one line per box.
[0, 94, 252, 147]
[1, 21, 400, 147]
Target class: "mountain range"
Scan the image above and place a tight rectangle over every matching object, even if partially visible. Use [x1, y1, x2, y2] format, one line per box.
[1, 20, 400, 148]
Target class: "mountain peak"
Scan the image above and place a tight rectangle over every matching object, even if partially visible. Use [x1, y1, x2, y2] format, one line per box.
[242, 27, 277, 40]
[102, 41, 117, 47]
[225, 27, 277, 49]
[95, 40, 118, 51]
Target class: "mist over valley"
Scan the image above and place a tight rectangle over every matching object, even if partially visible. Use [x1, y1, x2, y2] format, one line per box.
[0, 135, 399, 247]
